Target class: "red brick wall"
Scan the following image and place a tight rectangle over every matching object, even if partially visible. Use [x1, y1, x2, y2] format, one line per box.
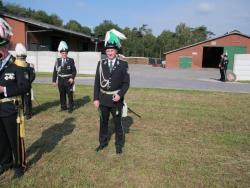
[4, 17, 26, 50]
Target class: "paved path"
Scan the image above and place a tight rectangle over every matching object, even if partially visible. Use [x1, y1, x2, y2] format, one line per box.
[34, 64, 250, 93]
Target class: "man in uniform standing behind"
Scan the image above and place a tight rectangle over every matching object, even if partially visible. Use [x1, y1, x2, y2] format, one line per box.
[15, 43, 36, 120]
[0, 18, 30, 178]
[219, 52, 229, 82]
[52, 41, 76, 113]
[93, 29, 130, 154]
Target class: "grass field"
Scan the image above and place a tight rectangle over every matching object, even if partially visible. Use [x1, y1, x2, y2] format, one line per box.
[0, 84, 250, 187]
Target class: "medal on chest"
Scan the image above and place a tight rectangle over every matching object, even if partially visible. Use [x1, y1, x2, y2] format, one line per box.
[4, 73, 15, 80]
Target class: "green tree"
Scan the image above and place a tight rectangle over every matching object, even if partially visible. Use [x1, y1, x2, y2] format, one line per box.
[122, 25, 158, 57]
[175, 22, 192, 47]
[157, 30, 178, 53]
[4, 3, 63, 27]
[139, 24, 152, 35]
[122, 27, 134, 56]
[31, 10, 50, 23]
[65, 20, 83, 32]
[49, 14, 63, 26]
[94, 20, 121, 39]
[143, 34, 157, 57]
[65, 20, 91, 35]
[191, 26, 214, 43]
[81, 26, 91, 35]
[4, 3, 27, 16]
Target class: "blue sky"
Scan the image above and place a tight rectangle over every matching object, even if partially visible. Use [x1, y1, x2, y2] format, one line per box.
[3, 0, 250, 36]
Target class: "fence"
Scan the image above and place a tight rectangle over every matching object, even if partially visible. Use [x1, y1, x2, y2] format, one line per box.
[9, 51, 101, 74]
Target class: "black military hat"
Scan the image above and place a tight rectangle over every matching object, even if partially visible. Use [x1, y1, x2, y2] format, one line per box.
[105, 42, 119, 50]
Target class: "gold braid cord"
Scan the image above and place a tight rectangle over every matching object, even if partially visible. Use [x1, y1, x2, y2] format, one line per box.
[16, 96, 25, 138]
[14, 59, 28, 67]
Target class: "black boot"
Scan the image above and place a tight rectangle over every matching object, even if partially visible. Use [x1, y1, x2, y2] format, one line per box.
[95, 144, 108, 152]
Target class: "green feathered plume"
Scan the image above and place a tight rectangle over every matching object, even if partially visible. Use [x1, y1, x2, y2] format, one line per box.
[105, 29, 127, 48]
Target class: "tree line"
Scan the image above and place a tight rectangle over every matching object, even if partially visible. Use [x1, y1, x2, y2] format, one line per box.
[1, 1, 214, 58]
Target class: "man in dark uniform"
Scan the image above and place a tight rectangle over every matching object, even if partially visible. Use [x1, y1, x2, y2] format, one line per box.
[94, 29, 129, 154]
[0, 18, 30, 177]
[52, 41, 76, 113]
[219, 52, 229, 82]
[15, 43, 36, 120]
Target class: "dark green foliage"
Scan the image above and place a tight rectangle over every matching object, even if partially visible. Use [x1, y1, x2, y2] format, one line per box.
[64, 20, 91, 35]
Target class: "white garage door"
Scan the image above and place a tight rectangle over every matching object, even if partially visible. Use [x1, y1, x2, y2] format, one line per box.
[233, 54, 250, 81]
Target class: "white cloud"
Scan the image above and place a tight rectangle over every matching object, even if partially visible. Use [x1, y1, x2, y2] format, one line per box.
[75, 1, 86, 9]
[197, 2, 214, 13]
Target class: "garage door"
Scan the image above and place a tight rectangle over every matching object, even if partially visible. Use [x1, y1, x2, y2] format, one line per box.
[224, 46, 247, 70]
[233, 54, 250, 81]
[179, 57, 192, 69]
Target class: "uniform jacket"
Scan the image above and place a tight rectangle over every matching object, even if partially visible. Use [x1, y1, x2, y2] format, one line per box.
[219, 56, 228, 70]
[94, 58, 130, 107]
[0, 55, 30, 117]
[52, 57, 76, 83]
[27, 62, 36, 84]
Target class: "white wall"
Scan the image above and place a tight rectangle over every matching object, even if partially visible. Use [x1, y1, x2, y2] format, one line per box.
[10, 51, 101, 74]
[233, 54, 250, 81]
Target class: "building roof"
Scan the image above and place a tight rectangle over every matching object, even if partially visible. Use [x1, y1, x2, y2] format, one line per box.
[164, 30, 250, 55]
[1, 13, 93, 39]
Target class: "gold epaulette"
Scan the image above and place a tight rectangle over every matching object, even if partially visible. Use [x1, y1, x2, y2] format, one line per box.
[14, 59, 28, 67]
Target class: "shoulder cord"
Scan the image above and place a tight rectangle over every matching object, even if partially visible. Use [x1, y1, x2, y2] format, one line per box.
[56, 59, 62, 74]
[55, 59, 62, 82]
[99, 60, 110, 88]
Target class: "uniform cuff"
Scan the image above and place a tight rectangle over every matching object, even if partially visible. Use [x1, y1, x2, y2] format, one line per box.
[4, 87, 7, 97]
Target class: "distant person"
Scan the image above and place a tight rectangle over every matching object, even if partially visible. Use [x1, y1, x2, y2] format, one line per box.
[93, 29, 129, 154]
[52, 41, 76, 113]
[223, 53, 229, 81]
[15, 43, 36, 120]
[0, 18, 30, 178]
[219, 53, 228, 81]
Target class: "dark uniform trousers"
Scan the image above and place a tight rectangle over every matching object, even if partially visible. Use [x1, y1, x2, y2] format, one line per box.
[99, 104, 124, 148]
[219, 59, 228, 81]
[0, 112, 26, 169]
[94, 58, 130, 149]
[0, 56, 30, 171]
[58, 77, 74, 110]
[52, 57, 76, 110]
[24, 63, 35, 117]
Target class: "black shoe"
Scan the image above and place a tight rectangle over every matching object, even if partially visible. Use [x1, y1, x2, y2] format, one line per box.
[95, 144, 107, 152]
[0, 164, 11, 176]
[68, 108, 73, 113]
[116, 147, 122, 154]
[60, 108, 67, 112]
[26, 114, 31, 120]
[13, 167, 25, 178]
[0, 166, 6, 176]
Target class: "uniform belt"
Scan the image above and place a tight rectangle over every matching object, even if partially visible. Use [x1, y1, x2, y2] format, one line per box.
[58, 74, 72, 78]
[0, 96, 20, 103]
[100, 89, 120, 95]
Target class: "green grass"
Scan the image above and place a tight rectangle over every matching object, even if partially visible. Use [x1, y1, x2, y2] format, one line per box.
[1, 84, 250, 188]
[36, 72, 94, 77]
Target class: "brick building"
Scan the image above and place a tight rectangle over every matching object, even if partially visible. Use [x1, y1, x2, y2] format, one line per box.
[164, 31, 250, 70]
[1, 13, 103, 51]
